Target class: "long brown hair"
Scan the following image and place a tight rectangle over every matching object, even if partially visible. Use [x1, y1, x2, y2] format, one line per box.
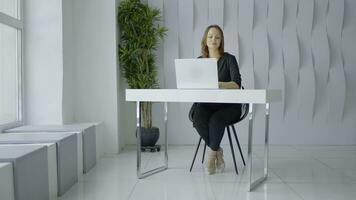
[201, 25, 225, 58]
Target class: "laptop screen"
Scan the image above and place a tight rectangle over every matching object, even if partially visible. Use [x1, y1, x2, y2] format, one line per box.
[175, 58, 219, 89]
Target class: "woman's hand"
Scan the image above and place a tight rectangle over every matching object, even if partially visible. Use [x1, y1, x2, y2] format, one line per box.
[218, 81, 240, 89]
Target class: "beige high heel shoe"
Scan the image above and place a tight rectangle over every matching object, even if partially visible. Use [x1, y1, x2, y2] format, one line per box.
[216, 148, 225, 173]
[205, 150, 217, 175]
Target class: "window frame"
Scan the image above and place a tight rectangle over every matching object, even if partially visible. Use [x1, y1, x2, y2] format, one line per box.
[0, 0, 24, 131]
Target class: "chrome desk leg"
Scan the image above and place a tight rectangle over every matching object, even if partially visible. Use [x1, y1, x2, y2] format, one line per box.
[136, 101, 168, 179]
[247, 103, 254, 191]
[248, 103, 270, 191]
[136, 101, 142, 177]
[264, 103, 270, 178]
[164, 102, 168, 167]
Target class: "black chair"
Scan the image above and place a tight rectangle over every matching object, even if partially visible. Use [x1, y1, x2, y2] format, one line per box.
[188, 102, 249, 175]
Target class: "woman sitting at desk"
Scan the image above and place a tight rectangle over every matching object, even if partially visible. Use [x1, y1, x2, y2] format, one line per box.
[192, 24, 242, 175]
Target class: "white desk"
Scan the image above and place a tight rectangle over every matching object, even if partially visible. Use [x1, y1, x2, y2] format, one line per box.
[126, 89, 282, 191]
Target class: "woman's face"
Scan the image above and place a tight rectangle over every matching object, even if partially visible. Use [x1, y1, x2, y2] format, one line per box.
[206, 27, 222, 50]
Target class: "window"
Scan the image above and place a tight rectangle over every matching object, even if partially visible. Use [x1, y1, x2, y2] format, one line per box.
[0, 0, 19, 19]
[0, 0, 23, 126]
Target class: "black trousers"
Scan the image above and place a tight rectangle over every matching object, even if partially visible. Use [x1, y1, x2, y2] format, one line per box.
[192, 103, 242, 151]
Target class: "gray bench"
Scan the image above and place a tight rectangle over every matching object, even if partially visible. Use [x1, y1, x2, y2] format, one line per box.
[0, 162, 15, 200]
[0, 132, 78, 196]
[0, 145, 49, 200]
[5, 123, 97, 173]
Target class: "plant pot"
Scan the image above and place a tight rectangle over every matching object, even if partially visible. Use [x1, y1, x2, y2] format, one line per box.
[136, 127, 159, 147]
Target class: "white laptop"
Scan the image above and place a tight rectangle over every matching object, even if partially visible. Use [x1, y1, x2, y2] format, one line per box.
[175, 58, 219, 89]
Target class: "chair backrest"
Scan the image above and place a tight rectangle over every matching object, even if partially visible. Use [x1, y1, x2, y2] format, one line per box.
[188, 86, 249, 125]
[188, 103, 197, 122]
[240, 103, 249, 121]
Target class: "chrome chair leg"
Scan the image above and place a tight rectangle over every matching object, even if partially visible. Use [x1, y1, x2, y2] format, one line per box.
[227, 126, 238, 175]
[190, 137, 203, 172]
[231, 125, 246, 166]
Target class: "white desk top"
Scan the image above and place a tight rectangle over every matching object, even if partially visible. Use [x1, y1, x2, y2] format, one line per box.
[126, 89, 282, 104]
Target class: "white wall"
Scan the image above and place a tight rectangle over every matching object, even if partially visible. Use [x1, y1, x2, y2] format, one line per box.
[24, 0, 120, 154]
[62, 0, 75, 124]
[116, 0, 129, 151]
[124, 0, 356, 145]
[71, 0, 119, 154]
[24, 0, 63, 124]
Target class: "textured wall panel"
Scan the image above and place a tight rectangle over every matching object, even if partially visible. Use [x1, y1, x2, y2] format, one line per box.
[342, 0, 356, 120]
[178, 0, 194, 58]
[193, 0, 209, 58]
[253, 0, 269, 89]
[311, 0, 329, 121]
[267, 0, 285, 119]
[327, 0, 346, 122]
[208, 0, 224, 27]
[223, 0, 238, 56]
[238, 0, 255, 89]
[163, 0, 179, 88]
[148, 0, 165, 88]
[296, 0, 316, 122]
[283, 0, 299, 119]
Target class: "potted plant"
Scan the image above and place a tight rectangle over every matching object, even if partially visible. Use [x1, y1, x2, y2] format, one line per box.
[118, 0, 167, 147]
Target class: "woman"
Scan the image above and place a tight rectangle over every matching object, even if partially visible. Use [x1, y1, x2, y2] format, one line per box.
[193, 25, 242, 175]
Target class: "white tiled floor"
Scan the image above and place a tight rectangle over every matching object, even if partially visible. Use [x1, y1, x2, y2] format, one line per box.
[59, 145, 356, 200]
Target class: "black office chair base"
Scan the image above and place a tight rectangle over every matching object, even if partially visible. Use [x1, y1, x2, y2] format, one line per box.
[141, 145, 161, 152]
